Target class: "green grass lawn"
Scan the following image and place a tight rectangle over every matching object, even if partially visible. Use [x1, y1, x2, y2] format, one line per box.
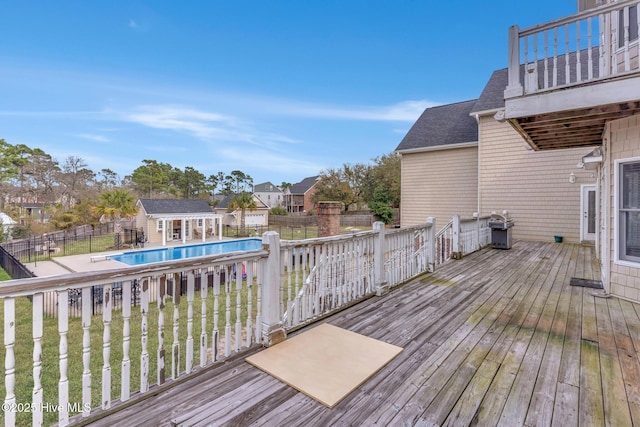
[19, 234, 120, 263]
[0, 271, 258, 426]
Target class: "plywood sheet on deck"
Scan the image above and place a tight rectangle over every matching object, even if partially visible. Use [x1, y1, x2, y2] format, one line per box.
[246, 323, 403, 408]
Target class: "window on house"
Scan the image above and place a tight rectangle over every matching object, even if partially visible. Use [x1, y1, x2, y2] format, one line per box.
[619, 5, 639, 48]
[620, 161, 640, 262]
[197, 219, 203, 227]
[157, 219, 164, 232]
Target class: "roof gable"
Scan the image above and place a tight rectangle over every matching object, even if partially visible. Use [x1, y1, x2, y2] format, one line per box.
[215, 194, 269, 210]
[138, 199, 213, 215]
[288, 176, 320, 195]
[253, 182, 282, 193]
[395, 100, 479, 152]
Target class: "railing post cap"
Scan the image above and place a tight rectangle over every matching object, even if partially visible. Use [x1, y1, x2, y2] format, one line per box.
[426, 217, 435, 224]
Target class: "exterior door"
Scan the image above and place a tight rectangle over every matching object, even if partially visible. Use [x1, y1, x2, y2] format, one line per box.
[581, 185, 597, 242]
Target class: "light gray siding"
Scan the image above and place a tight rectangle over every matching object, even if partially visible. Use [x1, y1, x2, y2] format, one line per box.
[400, 145, 479, 228]
[479, 116, 596, 243]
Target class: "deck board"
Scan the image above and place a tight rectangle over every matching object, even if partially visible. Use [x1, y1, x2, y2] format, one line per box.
[79, 241, 640, 427]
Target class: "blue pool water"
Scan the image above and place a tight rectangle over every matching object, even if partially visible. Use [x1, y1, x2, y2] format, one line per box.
[109, 239, 263, 265]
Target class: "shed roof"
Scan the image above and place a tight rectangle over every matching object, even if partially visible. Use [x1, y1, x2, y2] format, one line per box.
[395, 100, 479, 152]
[138, 199, 213, 215]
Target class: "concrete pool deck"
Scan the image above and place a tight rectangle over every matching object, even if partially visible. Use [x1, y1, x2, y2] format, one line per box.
[23, 237, 237, 277]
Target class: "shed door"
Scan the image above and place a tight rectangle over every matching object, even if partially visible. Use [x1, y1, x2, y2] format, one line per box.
[581, 185, 597, 242]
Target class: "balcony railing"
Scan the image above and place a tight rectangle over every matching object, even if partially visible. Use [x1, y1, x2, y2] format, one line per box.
[505, 0, 640, 98]
[0, 217, 489, 426]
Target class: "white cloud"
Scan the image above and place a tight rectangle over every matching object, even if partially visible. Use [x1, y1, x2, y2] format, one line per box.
[120, 104, 299, 148]
[73, 133, 109, 142]
[233, 96, 438, 122]
[292, 99, 437, 122]
[129, 19, 138, 29]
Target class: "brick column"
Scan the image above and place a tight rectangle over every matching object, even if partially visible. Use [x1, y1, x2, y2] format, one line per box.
[317, 201, 342, 237]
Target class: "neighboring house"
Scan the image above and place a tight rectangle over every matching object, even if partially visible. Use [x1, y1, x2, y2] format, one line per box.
[0, 212, 17, 240]
[253, 182, 284, 208]
[213, 194, 269, 228]
[398, 0, 640, 302]
[16, 202, 51, 224]
[135, 199, 223, 246]
[283, 176, 320, 213]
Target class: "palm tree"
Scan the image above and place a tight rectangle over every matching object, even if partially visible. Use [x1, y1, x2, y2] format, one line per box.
[228, 191, 257, 235]
[92, 189, 139, 248]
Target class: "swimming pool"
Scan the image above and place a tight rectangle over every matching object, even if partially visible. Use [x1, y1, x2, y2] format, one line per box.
[109, 239, 263, 265]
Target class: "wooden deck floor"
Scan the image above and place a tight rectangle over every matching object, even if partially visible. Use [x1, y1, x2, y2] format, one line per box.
[82, 241, 640, 427]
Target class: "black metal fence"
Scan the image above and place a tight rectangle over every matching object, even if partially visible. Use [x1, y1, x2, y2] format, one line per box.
[47, 266, 243, 318]
[0, 223, 147, 264]
[0, 245, 35, 279]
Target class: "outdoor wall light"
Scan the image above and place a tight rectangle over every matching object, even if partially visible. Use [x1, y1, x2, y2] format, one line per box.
[569, 172, 576, 184]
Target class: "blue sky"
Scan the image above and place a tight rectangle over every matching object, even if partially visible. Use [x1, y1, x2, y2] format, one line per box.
[0, 1, 576, 186]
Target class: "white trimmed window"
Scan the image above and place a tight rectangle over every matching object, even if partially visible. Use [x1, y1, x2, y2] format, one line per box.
[197, 219, 203, 227]
[157, 219, 164, 232]
[619, 160, 640, 263]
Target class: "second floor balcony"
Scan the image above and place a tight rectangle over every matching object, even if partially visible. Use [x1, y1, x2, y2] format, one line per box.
[503, 0, 640, 150]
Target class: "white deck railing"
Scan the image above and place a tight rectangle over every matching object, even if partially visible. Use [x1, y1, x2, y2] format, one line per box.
[278, 229, 378, 330]
[0, 217, 490, 426]
[505, 0, 640, 97]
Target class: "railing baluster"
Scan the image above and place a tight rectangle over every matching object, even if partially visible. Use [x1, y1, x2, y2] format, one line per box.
[140, 278, 149, 392]
[254, 263, 262, 345]
[544, 31, 549, 89]
[553, 26, 559, 87]
[157, 276, 166, 385]
[588, 17, 594, 80]
[121, 280, 131, 401]
[523, 36, 530, 93]
[58, 290, 70, 424]
[186, 271, 194, 373]
[4, 297, 16, 427]
[224, 266, 232, 357]
[200, 269, 209, 368]
[624, 6, 631, 72]
[81, 287, 91, 418]
[32, 293, 44, 425]
[101, 284, 112, 410]
[245, 262, 254, 348]
[171, 274, 181, 379]
[212, 269, 221, 361]
[234, 262, 242, 352]
[576, 21, 582, 82]
[564, 24, 571, 84]
[612, 12, 619, 76]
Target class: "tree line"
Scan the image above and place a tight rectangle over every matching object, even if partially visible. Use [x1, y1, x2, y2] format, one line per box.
[0, 138, 400, 237]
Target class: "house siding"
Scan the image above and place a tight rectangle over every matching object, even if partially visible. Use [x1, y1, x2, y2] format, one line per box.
[400, 145, 478, 228]
[607, 114, 640, 301]
[478, 116, 596, 243]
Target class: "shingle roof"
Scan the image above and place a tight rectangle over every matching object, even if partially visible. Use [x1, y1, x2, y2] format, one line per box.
[395, 100, 479, 152]
[471, 68, 508, 113]
[253, 182, 281, 193]
[215, 194, 268, 210]
[288, 176, 320, 195]
[138, 199, 213, 215]
[471, 47, 601, 114]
